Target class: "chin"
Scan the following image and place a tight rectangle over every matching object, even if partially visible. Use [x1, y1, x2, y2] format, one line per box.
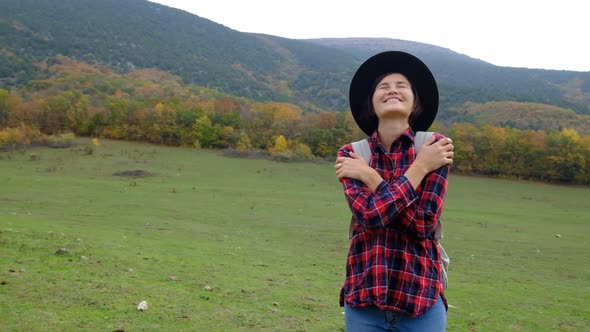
[377, 108, 411, 118]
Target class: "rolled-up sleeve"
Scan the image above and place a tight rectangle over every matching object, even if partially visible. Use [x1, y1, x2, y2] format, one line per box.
[339, 143, 449, 240]
[397, 164, 449, 239]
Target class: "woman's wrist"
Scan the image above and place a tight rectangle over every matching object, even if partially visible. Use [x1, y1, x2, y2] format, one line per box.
[361, 168, 383, 192]
[405, 162, 429, 189]
[410, 160, 430, 176]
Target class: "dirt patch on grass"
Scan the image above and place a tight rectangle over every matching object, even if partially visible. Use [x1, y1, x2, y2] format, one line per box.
[112, 170, 153, 178]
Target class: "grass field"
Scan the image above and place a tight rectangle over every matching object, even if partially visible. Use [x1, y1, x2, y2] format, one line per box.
[1, 138, 589, 331]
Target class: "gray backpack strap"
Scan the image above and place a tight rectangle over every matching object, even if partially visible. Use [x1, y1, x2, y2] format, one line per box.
[414, 132, 444, 237]
[415, 131, 449, 289]
[414, 131, 433, 153]
[348, 139, 370, 239]
[351, 139, 371, 162]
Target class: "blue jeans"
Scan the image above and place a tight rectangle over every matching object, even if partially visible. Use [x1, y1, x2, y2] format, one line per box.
[344, 296, 446, 332]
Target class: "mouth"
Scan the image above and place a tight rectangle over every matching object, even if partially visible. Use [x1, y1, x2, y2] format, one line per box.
[383, 96, 402, 103]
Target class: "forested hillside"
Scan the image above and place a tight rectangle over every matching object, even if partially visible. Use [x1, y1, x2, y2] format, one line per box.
[448, 101, 590, 134]
[0, 0, 354, 112]
[308, 38, 590, 116]
[1, 0, 589, 118]
[1, 58, 589, 185]
[1, 0, 590, 184]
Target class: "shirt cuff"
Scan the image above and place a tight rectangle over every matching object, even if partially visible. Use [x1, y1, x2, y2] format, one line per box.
[375, 176, 418, 209]
[396, 175, 418, 206]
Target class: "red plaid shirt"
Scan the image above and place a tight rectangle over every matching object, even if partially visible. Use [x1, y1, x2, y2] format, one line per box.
[338, 128, 449, 317]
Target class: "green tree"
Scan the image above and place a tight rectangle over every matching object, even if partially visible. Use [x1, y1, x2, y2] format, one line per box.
[69, 95, 90, 135]
[105, 94, 130, 127]
[193, 115, 220, 148]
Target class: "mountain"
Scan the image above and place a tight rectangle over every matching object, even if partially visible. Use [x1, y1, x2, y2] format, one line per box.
[1, 0, 589, 121]
[307, 38, 590, 117]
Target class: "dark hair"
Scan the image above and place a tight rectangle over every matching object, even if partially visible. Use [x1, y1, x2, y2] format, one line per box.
[362, 72, 423, 129]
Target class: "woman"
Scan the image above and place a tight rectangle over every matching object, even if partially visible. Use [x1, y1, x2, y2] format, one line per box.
[335, 51, 454, 331]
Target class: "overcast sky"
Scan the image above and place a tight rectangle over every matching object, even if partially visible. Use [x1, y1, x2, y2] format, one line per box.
[149, 0, 589, 72]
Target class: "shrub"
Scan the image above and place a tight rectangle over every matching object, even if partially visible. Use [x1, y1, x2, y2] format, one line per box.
[46, 132, 76, 148]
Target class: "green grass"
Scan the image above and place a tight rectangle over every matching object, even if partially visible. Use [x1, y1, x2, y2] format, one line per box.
[0, 138, 589, 331]
[443, 176, 590, 331]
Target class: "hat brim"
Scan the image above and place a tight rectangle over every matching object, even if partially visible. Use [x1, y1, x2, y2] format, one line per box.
[349, 51, 439, 135]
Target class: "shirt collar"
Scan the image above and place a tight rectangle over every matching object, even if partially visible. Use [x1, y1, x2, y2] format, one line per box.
[369, 127, 416, 153]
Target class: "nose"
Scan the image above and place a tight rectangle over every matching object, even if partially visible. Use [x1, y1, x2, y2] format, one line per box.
[385, 86, 399, 95]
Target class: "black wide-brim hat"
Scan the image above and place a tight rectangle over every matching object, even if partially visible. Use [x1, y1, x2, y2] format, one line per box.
[349, 51, 439, 135]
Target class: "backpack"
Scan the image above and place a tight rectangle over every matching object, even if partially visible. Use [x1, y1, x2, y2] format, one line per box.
[348, 131, 450, 289]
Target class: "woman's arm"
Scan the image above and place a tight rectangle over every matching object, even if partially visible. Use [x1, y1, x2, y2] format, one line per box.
[337, 144, 412, 232]
[397, 164, 449, 239]
[335, 135, 453, 237]
[394, 134, 452, 239]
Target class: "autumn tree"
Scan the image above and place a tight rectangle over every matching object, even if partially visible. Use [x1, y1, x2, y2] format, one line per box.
[0, 89, 9, 127]
[38, 91, 85, 135]
[242, 103, 276, 149]
[270, 103, 302, 139]
[576, 135, 590, 184]
[143, 102, 179, 144]
[218, 126, 237, 148]
[273, 135, 288, 153]
[545, 129, 585, 183]
[447, 122, 478, 173]
[235, 130, 251, 152]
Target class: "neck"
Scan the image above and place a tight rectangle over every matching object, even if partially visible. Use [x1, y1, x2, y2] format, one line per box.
[377, 118, 410, 149]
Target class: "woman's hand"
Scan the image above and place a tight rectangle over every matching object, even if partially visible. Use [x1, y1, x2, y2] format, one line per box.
[414, 136, 454, 173]
[405, 135, 454, 189]
[335, 152, 383, 192]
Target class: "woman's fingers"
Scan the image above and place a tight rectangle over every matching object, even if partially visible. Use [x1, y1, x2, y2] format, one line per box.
[446, 151, 454, 163]
[436, 137, 452, 147]
[335, 152, 365, 170]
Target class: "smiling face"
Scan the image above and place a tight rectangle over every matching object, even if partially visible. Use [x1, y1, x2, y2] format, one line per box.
[371, 73, 416, 123]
